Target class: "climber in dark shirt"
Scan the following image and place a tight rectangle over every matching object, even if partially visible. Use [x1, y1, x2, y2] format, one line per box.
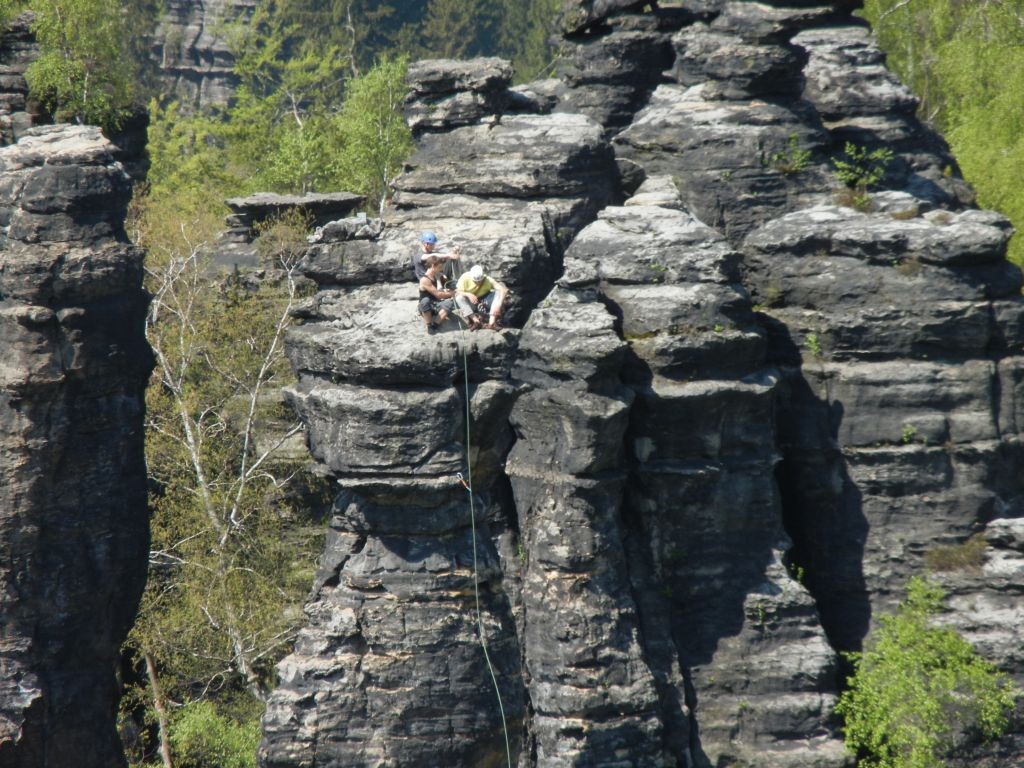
[411, 230, 460, 282]
[418, 256, 455, 334]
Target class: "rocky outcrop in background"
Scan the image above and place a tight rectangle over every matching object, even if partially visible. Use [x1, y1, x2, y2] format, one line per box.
[262, 1, 1024, 767]
[0, 125, 152, 766]
[0, 13, 43, 146]
[152, 0, 253, 107]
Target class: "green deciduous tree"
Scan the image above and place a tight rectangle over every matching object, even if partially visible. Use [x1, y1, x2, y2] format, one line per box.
[495, 0, 561, 82]
[136, 211, 308, 699]
[836, 577, 1017, 768]
[229, 1, 348, 117]
[144, 56, 411, 204]
[330, 55, 413, 213]
[172, 1, 413, 201]
[169, 701, 261, 768]
[121, 193, 318, 767]
[420, 0, 484, 59]
[24, 0, 150, 129]
[143, 100, 234, 214]
[863, 0, 1024, 266]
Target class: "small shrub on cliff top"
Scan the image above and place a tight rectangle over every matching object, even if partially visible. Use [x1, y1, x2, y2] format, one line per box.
[804, 332, 823, 358]
[833, 142, 894, 190]
[834, 185, 876, 213]
[836, 577, 1016, 768]
[771, 133, 813, 175]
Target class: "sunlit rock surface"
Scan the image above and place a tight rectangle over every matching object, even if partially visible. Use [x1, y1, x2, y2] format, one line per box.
[262, 3, 1023, 767]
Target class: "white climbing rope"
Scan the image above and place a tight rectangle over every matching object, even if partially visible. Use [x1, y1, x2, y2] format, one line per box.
[456, 316, 514, 768]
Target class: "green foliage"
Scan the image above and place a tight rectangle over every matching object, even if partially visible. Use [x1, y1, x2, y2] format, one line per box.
[260, 0, 560, 82]
[121, 187, 319, 763]
[834, 186, 875, 213]
[145, 53, 411, 205]
[863, 0, 1024, 266]
[329, 55, 413, 212]
[132, 201, 310, 703]
[143, 100, 235, 216]
[327, 0, 423, 74]
[490, 0, 562, 82]
[420, 0, 483, 59]
[830, 141, 892, 212]
[169, 701, 261, 768]
[229, 1, 348, 113]
[247, 109, 340, 194]
[255, 207, 314, 263]
[832, 142, 894, 190]
[0, 1, 27, 34]
[804, 332, 823, 358]
[771, 133, 812, 175]
[24, 0, 150, 129]
[836, 577, 1017, 768]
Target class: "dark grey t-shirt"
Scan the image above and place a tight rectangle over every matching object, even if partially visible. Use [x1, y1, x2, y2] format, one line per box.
[411, 245, 429, 280]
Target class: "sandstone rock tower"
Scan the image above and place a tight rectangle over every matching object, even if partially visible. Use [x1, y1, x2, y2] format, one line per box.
[0, 13, 153, 764]
[260, 1, 1024, 767]
[0, 124, 152, 766]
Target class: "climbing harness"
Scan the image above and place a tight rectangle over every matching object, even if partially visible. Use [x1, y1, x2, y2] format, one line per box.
[455, 316, 514, 768]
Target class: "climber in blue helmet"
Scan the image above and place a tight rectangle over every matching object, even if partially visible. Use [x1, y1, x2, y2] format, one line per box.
[411, 229, 460, 281]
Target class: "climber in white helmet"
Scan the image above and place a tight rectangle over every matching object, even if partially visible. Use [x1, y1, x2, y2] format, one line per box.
[455, 264, 507, 331]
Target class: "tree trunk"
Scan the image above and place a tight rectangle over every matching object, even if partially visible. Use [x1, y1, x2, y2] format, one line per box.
[144, 650, 174, 768]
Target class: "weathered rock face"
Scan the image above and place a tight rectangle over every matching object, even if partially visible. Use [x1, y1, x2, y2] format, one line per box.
[0, 13, 45, 147]
[153, 0, 254, 107]
[0, 125, 152, 766]
[265, 2, 1024, 767]
[261, 93, 623, 765]
[743, 202, 1022, 652]
[406, 58, 515, 136]
[554, 8, 694, 136]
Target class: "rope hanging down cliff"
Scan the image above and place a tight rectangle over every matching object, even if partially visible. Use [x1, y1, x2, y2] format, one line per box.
[456, 318, 513, 768]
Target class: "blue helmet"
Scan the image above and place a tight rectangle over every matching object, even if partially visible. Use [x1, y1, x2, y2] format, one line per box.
[420, 230, 437, 244]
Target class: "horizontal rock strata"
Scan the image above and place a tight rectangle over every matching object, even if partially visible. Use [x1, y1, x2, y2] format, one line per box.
[744, 198, 1024, 653]
[264, 1, 1024, 766]
[152, 0, 253, 107]
[261, 70, 622, 767]
[405, 58, 514, 136]
[0, 125, 151, 766]
[0, 13, 43, 147]
[548, 194, 846, 767]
